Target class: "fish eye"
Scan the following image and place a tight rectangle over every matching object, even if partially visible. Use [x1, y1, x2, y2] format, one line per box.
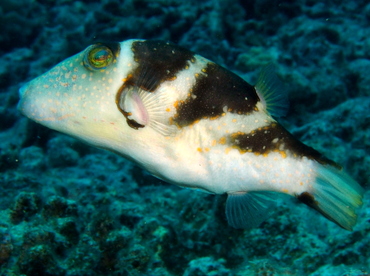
[83, 44, 114, 70]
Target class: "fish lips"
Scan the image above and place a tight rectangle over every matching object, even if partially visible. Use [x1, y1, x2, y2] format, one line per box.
[17, 81, 31, 117]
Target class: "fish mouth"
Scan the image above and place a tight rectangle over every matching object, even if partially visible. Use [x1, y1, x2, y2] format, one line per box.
[17, 82, 30, 115]
[17, 81, 76, 124]
[17, 82, 34, 118]
[19, 82, 29, 98]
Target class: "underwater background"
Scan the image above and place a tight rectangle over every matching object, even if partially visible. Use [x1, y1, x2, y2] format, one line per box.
[1, 0, 369, 275]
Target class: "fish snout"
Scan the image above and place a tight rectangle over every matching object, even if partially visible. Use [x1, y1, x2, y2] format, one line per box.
[17, 82, 31, 116]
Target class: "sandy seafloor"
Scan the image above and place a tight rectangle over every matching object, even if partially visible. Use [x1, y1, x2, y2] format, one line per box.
[1, 0, 370, 275]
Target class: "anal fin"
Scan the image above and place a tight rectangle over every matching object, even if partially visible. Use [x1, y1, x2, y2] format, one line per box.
[226, 191, 276, 229]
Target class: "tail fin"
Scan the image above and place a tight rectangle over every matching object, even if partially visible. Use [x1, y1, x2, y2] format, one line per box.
[297, 164, 364, 231]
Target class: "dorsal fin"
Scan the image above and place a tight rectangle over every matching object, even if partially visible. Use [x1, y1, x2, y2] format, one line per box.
[255, 64, 289, 117]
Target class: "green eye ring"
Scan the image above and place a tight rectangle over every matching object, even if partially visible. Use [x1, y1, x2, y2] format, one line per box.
[83, 44, 114, 70]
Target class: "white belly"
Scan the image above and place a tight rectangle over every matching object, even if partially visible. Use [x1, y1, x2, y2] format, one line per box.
[137, 120, 315, 197]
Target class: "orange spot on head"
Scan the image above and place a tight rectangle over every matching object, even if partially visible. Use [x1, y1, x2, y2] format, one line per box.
[166, 108, 171, 112]
[232, 118, 237, 123]
[281, 188, 289, 193]
[122, 74, 132, 82]
[197, 147, 203, 153]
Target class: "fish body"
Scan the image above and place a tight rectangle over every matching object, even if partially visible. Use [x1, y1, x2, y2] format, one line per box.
[18, 39, 363, 230]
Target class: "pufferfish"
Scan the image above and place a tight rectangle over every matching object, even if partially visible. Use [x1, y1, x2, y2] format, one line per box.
[18, 39, 364, 230]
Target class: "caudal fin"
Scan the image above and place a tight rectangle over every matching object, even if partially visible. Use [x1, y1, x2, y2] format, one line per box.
[298, 164, 364, 231]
